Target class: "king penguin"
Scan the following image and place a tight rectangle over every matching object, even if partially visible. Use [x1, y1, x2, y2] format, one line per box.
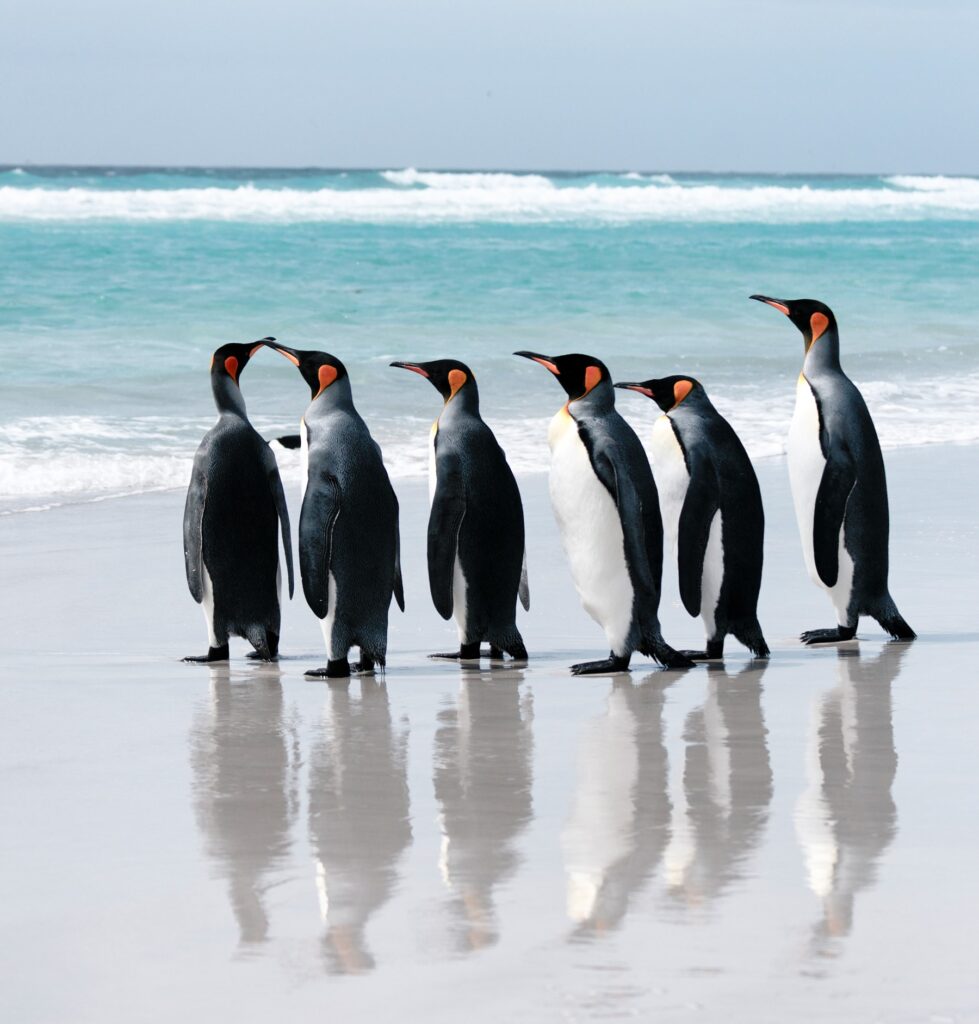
[266, 343, 405, 677]
[751, 296, 915, 644]
[183, 339, 294, 662]
[615, 375, 769, 660]
[391, 359, 529, 662]
[514, 352, 693, 674]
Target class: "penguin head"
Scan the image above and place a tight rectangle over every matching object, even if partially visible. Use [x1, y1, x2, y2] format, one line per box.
[389, 359, 476, 404]
[209, 338, 274, 386]
[614, 375, 702, 413]
[750, 295, 838, 353]
[264, 342, 349, 399]
[513, 352, 611, 403]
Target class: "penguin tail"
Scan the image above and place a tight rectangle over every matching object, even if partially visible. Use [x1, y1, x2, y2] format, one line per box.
[871, 595, 916, 641]
[491, 625, 529, 661]
[640, 633, 696, 670]
[732, 619, 771, 659]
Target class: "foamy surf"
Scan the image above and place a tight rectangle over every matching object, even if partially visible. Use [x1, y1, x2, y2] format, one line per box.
[3, 375, 978, 514]
[2, 173, 978, 223]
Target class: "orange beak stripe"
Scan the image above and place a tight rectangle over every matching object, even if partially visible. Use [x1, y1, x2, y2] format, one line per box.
[248, 343, 264, 358]
[810, 311, 829, 343]
[530, 356, 560, 375]
[224, 356, 239, 382]
[277, 349, 300, 367]
[761, 299, 791, 315]
[402, 365, 430, 378]
[673, 380, 693, 406]
[315, 364, 338, 397]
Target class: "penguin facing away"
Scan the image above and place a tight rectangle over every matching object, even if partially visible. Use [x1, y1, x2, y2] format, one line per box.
[514, 351, 694, 674]
[391, 359, 529, 662]
[266, 343, 405, 678]
[183, 339, 294, 662]
[615, 375, 769, 660]
[750, 296, 915, 644]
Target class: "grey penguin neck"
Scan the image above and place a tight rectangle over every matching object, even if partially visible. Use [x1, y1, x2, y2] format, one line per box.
[440, 386, 481, 424]
[802, 329, 843, 376]
[569, 380, 614, 418]
[211, 376, 248, 417]
[305, 377, 356, 420]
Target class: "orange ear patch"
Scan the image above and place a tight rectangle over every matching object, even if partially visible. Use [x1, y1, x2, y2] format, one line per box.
[810, 311, 830, 343]
[224, 356, 239, 382]
[584, 365, 602, 393]
[315, 364, 338, 397]
[673, 380, 693, 406]
[447, 368, 467, 398]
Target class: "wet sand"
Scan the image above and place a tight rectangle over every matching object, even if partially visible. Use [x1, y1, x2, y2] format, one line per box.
[1, 446, 977, 1022]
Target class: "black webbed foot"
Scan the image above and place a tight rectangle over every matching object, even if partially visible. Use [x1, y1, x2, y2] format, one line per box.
[800, 625, 857, 645]
[429, 642, 481, 661]
[183, 644, 229, 664]
[678, 639, 724, 662]
[306, 658, 352, 678]
[246, 631, 279, 661]
[570, 652, 631, 676]
[353, 656, 376, 674]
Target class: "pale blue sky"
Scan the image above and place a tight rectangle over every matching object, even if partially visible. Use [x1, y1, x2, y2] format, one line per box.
[2, 0, 977, 171]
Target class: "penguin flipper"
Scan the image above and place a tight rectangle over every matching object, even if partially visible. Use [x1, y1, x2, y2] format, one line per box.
[300, 474, 340, 618]
[428, 457, 466, 620]
[519, 550, 530, 611]
[182, 452, 208, 604]
[263, 445, 295, 599]
[813, 452, 857, 588]
[595, 452, 661, 599]
[677, 468, 720, 619]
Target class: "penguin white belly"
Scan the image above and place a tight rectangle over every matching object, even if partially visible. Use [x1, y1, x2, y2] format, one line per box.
[300, 418, 310, 503]
[700, 511, 724, 638]
[319, 571, 338, 659]
[650, 415, 687, 555]
[548, 409, 633, 655]
[452, 555, 468, 641]
[428, 422, 438, 505]
[788, 377, 855, 622]
[201, 564, 218, 647]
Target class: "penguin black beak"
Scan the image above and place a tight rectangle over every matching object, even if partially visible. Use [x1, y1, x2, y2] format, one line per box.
[263, 339, 301, 367]
[390, 361, 430, 378]
[613, 382, 655, 398]
[514, 351, 560, 375]
[750, 295, 791, 316]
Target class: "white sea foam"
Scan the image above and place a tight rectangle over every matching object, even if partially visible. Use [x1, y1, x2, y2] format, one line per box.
[3, 375, 978, 512]
[380, 168, 555, 190]
[2, 174, 979, 224]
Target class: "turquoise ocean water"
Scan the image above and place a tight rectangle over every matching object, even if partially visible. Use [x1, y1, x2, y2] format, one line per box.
[1, 166, 977, 514]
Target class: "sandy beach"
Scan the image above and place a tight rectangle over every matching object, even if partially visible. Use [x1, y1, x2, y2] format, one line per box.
[1, 444, 977, 1023]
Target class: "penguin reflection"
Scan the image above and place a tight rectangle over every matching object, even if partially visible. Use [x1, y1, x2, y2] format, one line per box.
[189, 664, 298, 949]
[663, 662, 772, 908]
[562, 677, 673, 936]
[795, 643, 905, 954]
[309, 678, 411, 974]
[433, 670, 533, 952]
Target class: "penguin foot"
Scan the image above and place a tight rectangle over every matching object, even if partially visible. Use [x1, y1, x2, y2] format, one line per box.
[800, 625, 857, 645]
[245, 649, 278, 662]
[306, 658, 352, 679]
[182, 644, 229, 664]
[678, 639, 724, 662]
[570, 653, 631, 676]
[429, 642, 481, 662]
[353, 656, 376, 674]
[488, 645, 504, 660]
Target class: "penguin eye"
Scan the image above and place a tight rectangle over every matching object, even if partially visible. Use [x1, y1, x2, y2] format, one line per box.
[810, 312, 830, 343]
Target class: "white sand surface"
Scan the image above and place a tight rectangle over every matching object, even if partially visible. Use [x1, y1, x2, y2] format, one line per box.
[1, 446, 977, 1023]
